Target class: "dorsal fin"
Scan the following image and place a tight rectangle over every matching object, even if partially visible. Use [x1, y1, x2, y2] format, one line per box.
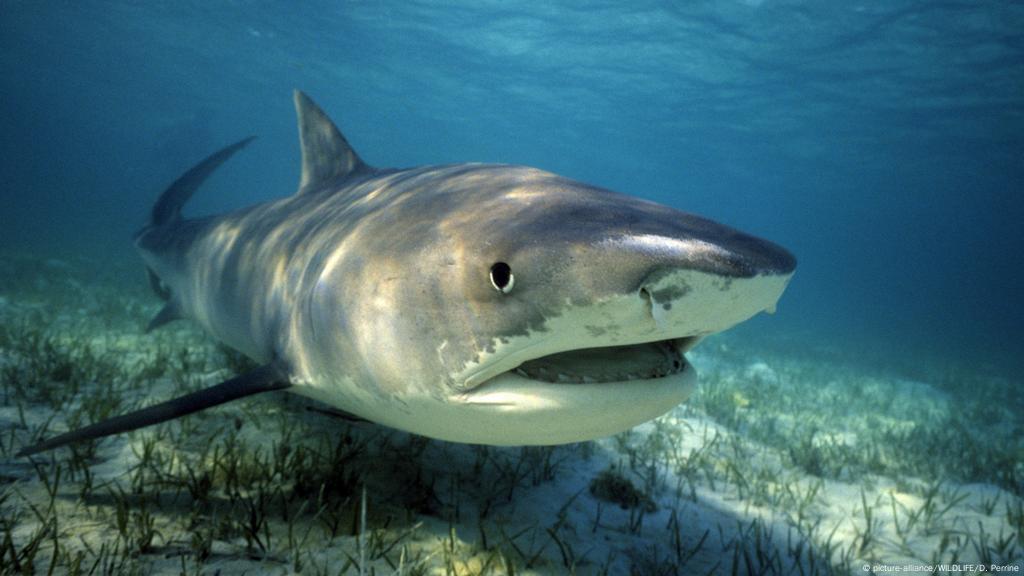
[294, 90, 368, 192]
[150, 136, 256, 226]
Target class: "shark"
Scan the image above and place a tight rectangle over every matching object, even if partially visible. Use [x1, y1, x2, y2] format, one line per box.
[18, 91, 795, 456]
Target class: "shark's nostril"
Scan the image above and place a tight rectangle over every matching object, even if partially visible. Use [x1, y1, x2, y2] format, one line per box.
[639, 287, 654, 319]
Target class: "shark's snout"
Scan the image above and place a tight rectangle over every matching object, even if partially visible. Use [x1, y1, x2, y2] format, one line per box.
[613, 227, 796, 334]
[608, 228, 796, 283]
[710, 233, 797, 278]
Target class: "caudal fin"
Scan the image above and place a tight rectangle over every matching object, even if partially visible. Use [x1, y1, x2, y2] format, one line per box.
[149, 136, 256, 226]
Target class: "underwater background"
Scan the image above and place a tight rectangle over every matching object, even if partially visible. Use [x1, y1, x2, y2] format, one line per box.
[2, 1, 1023, 575]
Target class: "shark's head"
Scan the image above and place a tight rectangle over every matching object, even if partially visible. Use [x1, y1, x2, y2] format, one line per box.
[304, 164, 795, 445]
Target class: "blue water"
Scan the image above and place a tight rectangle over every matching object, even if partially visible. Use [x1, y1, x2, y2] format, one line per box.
[2, 1, 1022, 376]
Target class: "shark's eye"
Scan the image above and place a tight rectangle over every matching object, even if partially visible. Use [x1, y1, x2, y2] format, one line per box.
[489, 262, 514, 293]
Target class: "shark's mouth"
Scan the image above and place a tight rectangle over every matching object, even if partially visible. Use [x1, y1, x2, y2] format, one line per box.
[509, 337, 697, 384]
[454, 335, 701, 444]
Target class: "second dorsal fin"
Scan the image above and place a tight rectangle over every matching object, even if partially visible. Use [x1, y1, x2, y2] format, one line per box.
[294, 90, 369, 192]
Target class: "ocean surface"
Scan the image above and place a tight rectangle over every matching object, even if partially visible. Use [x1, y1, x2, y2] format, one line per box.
[1, 2, 1022, 574]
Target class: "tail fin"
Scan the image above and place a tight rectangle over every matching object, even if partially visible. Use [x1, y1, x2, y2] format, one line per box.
[149, 136, 256, 226]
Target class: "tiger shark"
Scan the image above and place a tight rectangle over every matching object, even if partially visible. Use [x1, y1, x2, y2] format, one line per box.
[19, 91, 795, 456]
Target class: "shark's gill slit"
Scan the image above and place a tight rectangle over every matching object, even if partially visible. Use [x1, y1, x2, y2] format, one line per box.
[509, 337, 697, 385]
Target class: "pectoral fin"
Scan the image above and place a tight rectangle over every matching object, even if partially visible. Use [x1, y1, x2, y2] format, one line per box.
[17, 364, 290, 457]
[145, 302, 182, 333]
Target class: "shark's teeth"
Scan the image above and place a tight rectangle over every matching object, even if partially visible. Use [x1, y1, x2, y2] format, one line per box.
[511, 339, 687, 384]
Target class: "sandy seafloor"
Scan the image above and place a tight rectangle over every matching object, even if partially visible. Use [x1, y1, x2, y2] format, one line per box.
[0, 252, 1021, 576]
